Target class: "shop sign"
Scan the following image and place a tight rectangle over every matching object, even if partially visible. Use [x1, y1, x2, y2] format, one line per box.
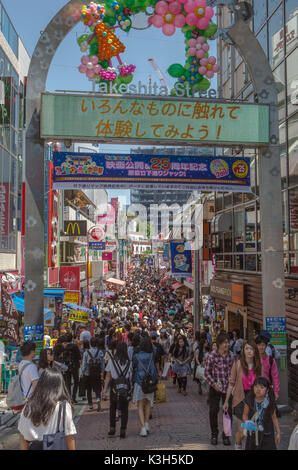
[68, 310, 89, 322]
[0, 283, 19, 343]
[24, 324, 44, 342]
[42, 93, 269, 146]
[102, 252, 112, 261]
[170, 242, 192, 278]
[232, 284, 245, 306]
[266, 317, 287, 349]
[64, 220, 87, 236]
[0, 183, 9, 237]
[52, 152, 251, 193]
[210, 280, 232, 302]
[60, 266, 80, 291]
[89, 241, 106, 250]
[64, 291, 80, 305]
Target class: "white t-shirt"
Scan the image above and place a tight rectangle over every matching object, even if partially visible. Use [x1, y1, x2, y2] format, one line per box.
[156, 319, 162, 327]
[18, 360, 39, 399]
[18, 401, 76, 441]
[80, 330, 91, 343]
[105, 358, 132, 380]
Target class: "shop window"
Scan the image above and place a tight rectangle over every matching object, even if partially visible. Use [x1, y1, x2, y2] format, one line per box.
[256, 25, 268, 57]
[215, 254, 224, 269]
[253, 0, 267, 33]
[288, 114, 298, 187]
[224, 230, 232, 253]
[269, 0, 282, 16]
[269, 5, 284, 68]
[273, 62, 285, 123]
[257, 253, 262, 272]
[282, 191, 289, 251]
[224, 254, 232, 269]
[279, 120, 287, 188]
[286, 48, 298, 118]
[289, 252, 298, 274]
[245, 254, 257, 271]
[233, 192, 243, 206]
[245, 205, 256, 250]
[234, 209, 244, 252]
[285, 0, 298, 54]
[215, 193, 223, 212]
[224, 192, 232, 209]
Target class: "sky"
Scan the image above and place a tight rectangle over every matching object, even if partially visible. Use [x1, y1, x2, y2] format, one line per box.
[4, 0, 217, 205]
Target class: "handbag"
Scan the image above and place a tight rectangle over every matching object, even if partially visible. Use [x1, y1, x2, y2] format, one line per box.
[43, 401, 68, 450]
[155, 383, 168, 404]
[195, 365, 205, 381]
[137, 354, 158, 394]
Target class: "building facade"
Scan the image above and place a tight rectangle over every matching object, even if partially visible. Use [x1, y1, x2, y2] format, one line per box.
[213, 0, 298, 402]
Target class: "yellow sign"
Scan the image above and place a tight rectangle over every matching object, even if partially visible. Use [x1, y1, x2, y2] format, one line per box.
[68, 310, 89, 322]
[64, 291, 80, 304]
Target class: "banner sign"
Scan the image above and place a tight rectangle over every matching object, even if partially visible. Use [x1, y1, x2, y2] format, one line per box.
[64, 220, 87, 236]
[102, 251, 112, 261]
[0, 283, 19, 343]
[24, 324, 44, 342]
[64, 291, 80, 305]
[41, 93, 269, 146]
[163, 243, 169, 260]
[266, 317, 287, 349]
[89, 241, 106, 250]
[53, 152, 251, 193]
[68, 310, 89, 322]
[60, 266, 80, 292]
[170, 242, 192, 278]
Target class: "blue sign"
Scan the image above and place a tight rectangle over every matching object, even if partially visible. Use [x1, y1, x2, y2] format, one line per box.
[89, 241, 106, 250]
[24, 324, 44, 342]
[52, 152, 251, 193]
[170, 242, 192, 278]
[163, 243, 169, 260]
[266, 317, 286, 333]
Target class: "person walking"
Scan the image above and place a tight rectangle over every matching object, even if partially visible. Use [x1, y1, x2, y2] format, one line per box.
[18, 368, 76, 450]
[132, 336, 158, 437]
[204, 332, 234, 446]
[18, 342, 40, 402]
[255, 335, 280, 400]
[103, 342, 132, 439]
[223, 341, 262, 450]
[172, 336, 192, 396]
[82, 337, 104, 411]
[61, 334, 82, 404]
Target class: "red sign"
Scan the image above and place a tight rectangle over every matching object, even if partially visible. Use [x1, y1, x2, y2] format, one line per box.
[48, 161, 59, 268]
[102, 252, 112, 261]
[49, 267, 59, 286]
[60, 266, 80, 291]
[0, 271, 20, 294]
[90, 226, 105, 241]
[97, 206, 115, 225]
[0, 283, 19, 343]
[0, 183, 9, 237]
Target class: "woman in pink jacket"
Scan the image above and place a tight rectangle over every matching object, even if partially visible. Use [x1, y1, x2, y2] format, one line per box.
[255, 335, 280, 400]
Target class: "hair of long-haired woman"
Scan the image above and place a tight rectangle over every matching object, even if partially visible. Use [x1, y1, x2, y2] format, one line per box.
[38, 349, 53, 371]
[115, 342, 129, 365]
[23, 368, 72, 427]
[139, 336, 153, 354]
[246, 376, 276, 415]
[173, 335, 188, 359]
[240, 340, 262, 377]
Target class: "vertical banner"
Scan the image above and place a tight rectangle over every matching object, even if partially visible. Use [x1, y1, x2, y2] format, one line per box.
[0, 282, 19, 343]
[170, 242, 192, 278]
[60, 266, 80, 291]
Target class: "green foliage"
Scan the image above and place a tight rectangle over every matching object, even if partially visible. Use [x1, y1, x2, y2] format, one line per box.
[168, 63, 185, 78]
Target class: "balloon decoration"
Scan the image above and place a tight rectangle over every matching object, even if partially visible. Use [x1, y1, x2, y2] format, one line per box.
[76, 1, 219, 93]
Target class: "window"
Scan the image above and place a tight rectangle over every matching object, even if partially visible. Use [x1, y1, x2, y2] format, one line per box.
[286, 48, 298, 118]
[288, 113, 298, 187]
[245, 206, 256, 250]
[269, 5, 284, 68]
[256, 25, 268, 57]
[253, 0, 267, 33]
[273, 62, 285, 123]
[268, 0, 282, 16]
[286, 0, 298, 54]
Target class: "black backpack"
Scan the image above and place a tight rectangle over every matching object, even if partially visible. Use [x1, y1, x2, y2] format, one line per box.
[87, 349, 102, 378]
[137, 353, 158, 394]
[109, 354, 131, 400]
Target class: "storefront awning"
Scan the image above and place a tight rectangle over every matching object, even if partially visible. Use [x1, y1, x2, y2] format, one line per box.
[184, 298, 194, 305]
[44, 288, 65, 297]
[105, 278, 126, 287]
[64, 303, 92, 313]
[172, 282, 184, 290]
[11, 295, 51, 315]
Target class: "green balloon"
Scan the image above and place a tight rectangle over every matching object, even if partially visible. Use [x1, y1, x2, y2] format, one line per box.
[77, 34, 89, 46]
[126, 0, 135, 7]
[197, 78, 210, 89]
[105, 16, 117, 26]
[185, 31, 192, 39]
[203, 22, 218, 38]
[185, 63, 190, 69]
[90, 43, 98, 56]
[101, 60, 109, 69]
[121, 74, 133, 84]
[105, 8, 116, 17]
[168, 63, 185, 78]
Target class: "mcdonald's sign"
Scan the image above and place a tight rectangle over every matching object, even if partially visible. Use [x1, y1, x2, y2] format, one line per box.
[64, 220, 87, 236]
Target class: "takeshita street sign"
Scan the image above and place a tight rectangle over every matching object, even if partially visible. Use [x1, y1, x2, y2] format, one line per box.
[41, 92, 269, 147]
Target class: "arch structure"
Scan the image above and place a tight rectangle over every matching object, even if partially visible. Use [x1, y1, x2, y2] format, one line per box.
[24, 1, 286, 403]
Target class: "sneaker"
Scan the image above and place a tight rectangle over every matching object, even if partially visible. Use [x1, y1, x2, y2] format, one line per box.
[182, 390, 188, 396]
[140, 427, 147, 437]
[235, 443, 242, 450]
[145, 422, 150, 433]
[88, 406, 93, 411]
[108, 428, 116, 437]
[211, 434, 218, 445]
[222, 435, 231, 446]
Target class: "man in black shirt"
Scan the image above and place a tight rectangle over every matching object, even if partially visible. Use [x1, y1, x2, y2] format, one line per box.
[62, 333, 82, 404]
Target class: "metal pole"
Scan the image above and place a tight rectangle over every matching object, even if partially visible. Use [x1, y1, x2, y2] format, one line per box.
[87, 230, 89, 307]
[194, 247, 201, 333]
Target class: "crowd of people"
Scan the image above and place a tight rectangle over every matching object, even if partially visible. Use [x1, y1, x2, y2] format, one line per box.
[12, 265, 298, 450]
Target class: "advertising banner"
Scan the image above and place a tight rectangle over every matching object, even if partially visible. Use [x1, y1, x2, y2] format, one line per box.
[53, 152, 251, 193]
[163, 243, 169, 261]
[170, 242, 192, 278]
[24, 324, 44, 342]
[41, 93, 269, 146]
[102, 252, 112, 261]
[266, 317, 287, 349]
[68, 310, 89, 322]
[0, 283, 19, 343]
[89, 241, 106, 250]
[64, 220, 87, 236]
[64, 291, 80, 305]
[60, 266, 80, 291]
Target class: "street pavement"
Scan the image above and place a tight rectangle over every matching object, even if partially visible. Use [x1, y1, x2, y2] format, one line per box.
[0, 378, 295, 450]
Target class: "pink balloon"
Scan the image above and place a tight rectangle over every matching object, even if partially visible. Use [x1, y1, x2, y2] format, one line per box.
[186, 13, 197, 26]
[156, 1, 168, 15]
[188, 47, 196, 56]
[206, 71, 214, 79]
[197, 36, 205, 45]
[205, 6, 214, 19]
[199, 66, 207, 75]
[202, 43, 209, 52]
[148, 15, 153, 25]
[162, 23, 175, 36]
[169, 2, 181, 15]
[174, 14, 186, 27]
[198, 17, 209, 30]
[94, 64, 102, 74]
[209, 56, 216, 65]
[188, 38, 196, 47]
[184, 0, 195, 13]
[81, 55, 89, 65]
[152, 14, 164, 27]
[86, 69, 95, 79]
[196, 49, 205, 59]
[79, 64, 87, 73]
[90, 55, 98, 65]
[213, 64, 220, 73]
[200, 58, 208, 66]
[198, 0, 207, 7]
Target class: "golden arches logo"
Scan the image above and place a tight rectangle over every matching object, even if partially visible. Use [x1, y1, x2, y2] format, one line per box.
[65, 222, 81, 235]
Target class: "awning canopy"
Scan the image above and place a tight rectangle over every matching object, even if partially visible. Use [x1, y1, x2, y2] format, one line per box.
[184, 298, 194, 305]
[64, 303, 92, 313]
[171, 282, 184, 290]
[11, 295, 51, 315]
[104, 278, 126, 287]
[44, 288, 65, 297]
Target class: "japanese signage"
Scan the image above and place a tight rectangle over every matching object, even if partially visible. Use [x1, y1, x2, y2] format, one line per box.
[64, 291, 80, 305]
[89, 241, 106, 250]
[170, 243, 192, 278]
[41, 93, 269, 146]
[102, 251, 112, 261]
[24, 324, 44, 342]
[64, 220, 87, 236]
[0, 283, 19, 343]
[68, 310, 89, 323]
[0, 183, 9, 238]
[266, 317, 287, 349]
[52, 152, 251, 193]
[60, 266, 80, 291]
[210, 280, 245, 305]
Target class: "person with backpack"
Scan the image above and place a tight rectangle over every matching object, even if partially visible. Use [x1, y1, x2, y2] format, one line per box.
[82, 337, 104, 411]
[255, 335, 280, 400]
[18, 368, 76, 450]
[132, 336, 158, 437]
[6, 342, 40, 411]
[103, 342, 132, 439]
[151, 333, 164, 377]
[61, 334, 82, 404]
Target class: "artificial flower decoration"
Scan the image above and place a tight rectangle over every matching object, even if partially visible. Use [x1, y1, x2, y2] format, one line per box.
[198, 56, 219, 78]
[152, 1, 186, 36]
[187, 36, 209, 58]
[184, 0, 214, 29]
[78, 55, 102, 78]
